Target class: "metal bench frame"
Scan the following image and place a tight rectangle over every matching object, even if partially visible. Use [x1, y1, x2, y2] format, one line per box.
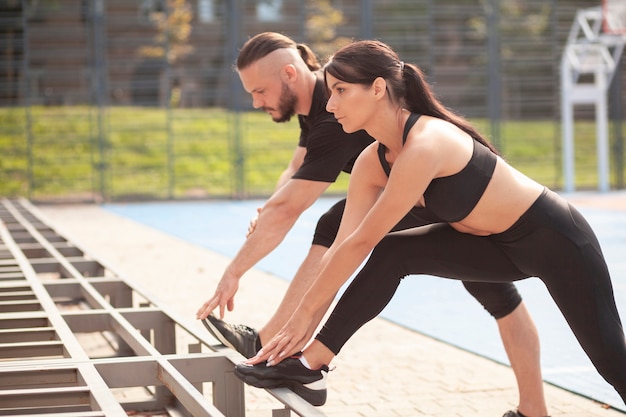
[0, 198, 326, 417]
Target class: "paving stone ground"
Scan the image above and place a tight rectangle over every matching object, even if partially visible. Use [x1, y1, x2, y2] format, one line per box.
[36, 197, 626, 417]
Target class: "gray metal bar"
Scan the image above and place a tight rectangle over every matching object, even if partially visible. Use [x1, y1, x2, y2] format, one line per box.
[0, 368, 79, 389]
[0, 327, 56, 343]
[0, 386, 92, 408]
[8, 413, 105, 417]
[0, 340, 65, 359]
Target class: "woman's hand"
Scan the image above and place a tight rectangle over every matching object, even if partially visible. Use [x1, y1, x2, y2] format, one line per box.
[246, 308, 314, 366]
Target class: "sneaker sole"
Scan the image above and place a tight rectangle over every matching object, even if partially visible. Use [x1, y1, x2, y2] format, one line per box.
[234, 367, 326, 406]
[202, 317, 238, 351]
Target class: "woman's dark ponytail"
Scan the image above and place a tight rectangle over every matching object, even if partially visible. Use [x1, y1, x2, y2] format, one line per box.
[402, 63, 499, 155]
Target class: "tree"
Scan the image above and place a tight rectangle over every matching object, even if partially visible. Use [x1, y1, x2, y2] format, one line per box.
[138, 0, 194, 64]
[137, 0, 194, 107]
[306, 0, 351, 63]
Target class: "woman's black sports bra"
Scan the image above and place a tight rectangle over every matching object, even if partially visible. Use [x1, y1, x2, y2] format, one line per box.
[377, 113, 497, 223]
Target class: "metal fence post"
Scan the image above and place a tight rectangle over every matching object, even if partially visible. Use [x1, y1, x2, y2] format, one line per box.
[227, 0, 244, 198]
[361, 0, 374, 39]
[21, 0, 33, 200]
[165, 3, 174, 199]
[92, 0, 108, 201]
[611, 56, 624, 188]
[486, 0, 502, 151]
[427, 0, 434, 74]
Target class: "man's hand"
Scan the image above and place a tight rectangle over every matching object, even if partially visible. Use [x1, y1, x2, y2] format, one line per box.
[195, 273, 240, 320]
[246, 207, 262, 238]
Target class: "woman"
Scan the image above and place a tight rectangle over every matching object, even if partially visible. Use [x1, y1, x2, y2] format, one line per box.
[234, 40, 626, 413]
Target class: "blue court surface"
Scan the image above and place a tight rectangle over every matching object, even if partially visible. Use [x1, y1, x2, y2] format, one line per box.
[105, 195, 626, 411]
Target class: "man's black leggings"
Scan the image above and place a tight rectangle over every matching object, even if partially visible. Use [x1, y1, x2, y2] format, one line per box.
[313, 198, 523, 320]
[315, 189, 626, 403]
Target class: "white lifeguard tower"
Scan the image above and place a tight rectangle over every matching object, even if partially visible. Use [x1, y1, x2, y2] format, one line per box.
[561, 0, 626, 192]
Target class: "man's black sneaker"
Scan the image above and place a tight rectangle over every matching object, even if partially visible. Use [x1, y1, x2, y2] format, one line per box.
[234, 353, 329, 406]
[201, 315, 259, 358]
[502, 411, 549, 417]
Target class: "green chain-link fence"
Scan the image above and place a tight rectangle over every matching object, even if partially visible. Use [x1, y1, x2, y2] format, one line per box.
[0, 0, 624, 202]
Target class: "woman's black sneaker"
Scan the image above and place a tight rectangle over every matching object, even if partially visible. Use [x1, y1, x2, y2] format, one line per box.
[234, 353, 329, 406]
[201, 315, 259, 358]
[502, 412, 524, 417]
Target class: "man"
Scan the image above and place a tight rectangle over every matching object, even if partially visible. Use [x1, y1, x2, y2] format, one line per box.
[196, 32, 548, 417]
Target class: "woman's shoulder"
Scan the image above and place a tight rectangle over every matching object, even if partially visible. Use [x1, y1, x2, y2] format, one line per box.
[401, 116, 472, 175]
[412, 115, 452, 133]
[355, 141, 381, 163]
[353, 142, 388, 179]
[410, 116, 469, 147]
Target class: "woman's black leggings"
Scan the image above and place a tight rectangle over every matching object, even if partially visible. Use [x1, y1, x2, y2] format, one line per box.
[313, 199, 523, 320]
[315, 188, 626, 403]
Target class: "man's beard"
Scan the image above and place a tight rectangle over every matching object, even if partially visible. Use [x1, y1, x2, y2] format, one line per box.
[266, 83, 297, 123]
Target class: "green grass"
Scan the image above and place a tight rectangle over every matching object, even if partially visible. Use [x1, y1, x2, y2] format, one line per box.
[0, 106, 621, 201]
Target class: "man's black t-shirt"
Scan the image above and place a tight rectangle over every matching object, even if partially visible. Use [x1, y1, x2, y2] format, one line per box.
[292, 72, 374, 183]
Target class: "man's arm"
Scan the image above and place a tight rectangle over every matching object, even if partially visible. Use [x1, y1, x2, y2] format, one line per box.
[196, 147, 331, 319]
[275, 146, 306, 190]
[246, 146, 306, 237]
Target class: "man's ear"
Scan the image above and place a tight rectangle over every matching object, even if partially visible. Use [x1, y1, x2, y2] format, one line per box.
[281, 64, 298, 83]
[372, 77, 387, 99]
